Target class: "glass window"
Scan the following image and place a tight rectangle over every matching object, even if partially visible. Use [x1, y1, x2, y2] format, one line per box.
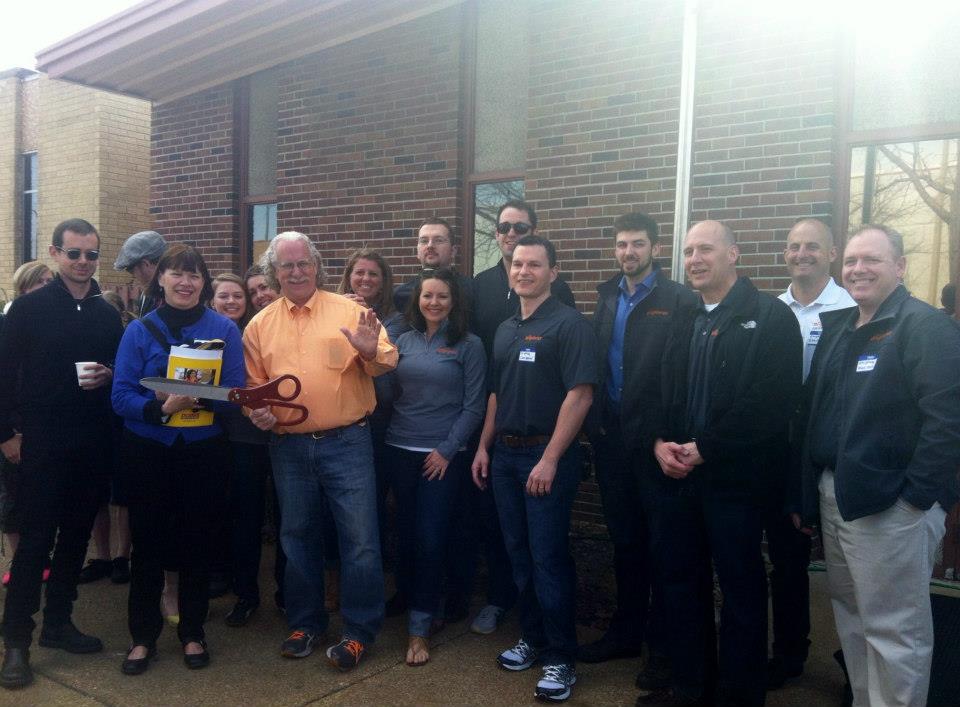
[250, 203, 278, 264]
[851, 8, 960, 132]
[474, 0, 528, 173]
[848, 139, 959, 306]
[473, 180, 524, 274]
[22, 152, 38, 261]
[248, 68, 280, 196]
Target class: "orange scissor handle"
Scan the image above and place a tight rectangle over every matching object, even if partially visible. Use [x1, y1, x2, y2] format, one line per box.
[230, 375, 309, 426]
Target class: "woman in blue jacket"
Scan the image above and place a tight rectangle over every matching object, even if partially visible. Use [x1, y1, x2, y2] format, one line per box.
[386, 268, 486, 666]
[111, 244, 244, 675]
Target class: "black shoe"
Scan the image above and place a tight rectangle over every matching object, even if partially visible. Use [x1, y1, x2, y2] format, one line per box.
[225, 599, 259, 627]
[635, 652, 671, 691]
[766, 655, 804, 690]
[444, 600, 469, 624]
[110, 557, 130, 585]
[183, 640, 210, 669]
[208, 573, 230, 599]
[0, 648, 32, 689]
[121, 645, 156, 676]
[77, 559, 112, 584]
[834, 649, 853, 707]
[274, 589, 286, 614]
[578, 629, 643, 663]
[38, 622, 103, 654]
[636, 689, 707, 706]
[385, 592, 407, 618]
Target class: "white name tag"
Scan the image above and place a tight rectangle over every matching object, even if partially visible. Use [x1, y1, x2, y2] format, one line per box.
[519, 348, 536, 363]
[856, 355, 877, 372]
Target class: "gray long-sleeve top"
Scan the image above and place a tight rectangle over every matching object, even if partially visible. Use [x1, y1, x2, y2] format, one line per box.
[385, 322, 486, 460]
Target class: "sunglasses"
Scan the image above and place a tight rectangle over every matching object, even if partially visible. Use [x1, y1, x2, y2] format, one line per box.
[496, 221, 532, 236]
[55, 246, 100, 261]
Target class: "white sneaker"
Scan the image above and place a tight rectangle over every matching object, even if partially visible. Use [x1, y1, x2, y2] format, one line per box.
[470, 605, 505, 635]
[497, 638, 539, 671]
[535, 663, 577, 702]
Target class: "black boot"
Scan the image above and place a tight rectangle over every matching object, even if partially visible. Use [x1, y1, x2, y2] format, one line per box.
[38, 622, 103, 654]
[0, 648, 33, 689]
[578, 620, 643, 663]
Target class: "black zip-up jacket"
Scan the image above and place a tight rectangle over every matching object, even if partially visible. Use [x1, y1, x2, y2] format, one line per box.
[0, 276, 123, 441]
[797, 285, 960, 525]
[660, 277, 802, 494]
[590, 266, 700, 452]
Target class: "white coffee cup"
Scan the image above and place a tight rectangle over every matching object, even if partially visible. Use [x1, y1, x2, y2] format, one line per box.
[75, 362, 97, 386]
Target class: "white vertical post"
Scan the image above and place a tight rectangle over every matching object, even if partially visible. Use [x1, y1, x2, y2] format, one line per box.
[671, 0, 699, 282]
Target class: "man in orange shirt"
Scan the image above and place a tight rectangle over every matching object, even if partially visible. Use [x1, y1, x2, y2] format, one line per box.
[244, 231, 397, 672]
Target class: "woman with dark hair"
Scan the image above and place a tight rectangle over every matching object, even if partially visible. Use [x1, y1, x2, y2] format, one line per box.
[337, 248, 409, 610]
[210, 271, 275, 626]
[386, 268, 485, 666]
[111, 244, 244, 674]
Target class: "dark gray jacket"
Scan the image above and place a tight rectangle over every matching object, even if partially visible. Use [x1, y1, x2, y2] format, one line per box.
[798, 285, 960, 524]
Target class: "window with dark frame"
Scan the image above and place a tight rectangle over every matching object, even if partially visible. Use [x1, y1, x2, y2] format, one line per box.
[22, 152, 38, 262]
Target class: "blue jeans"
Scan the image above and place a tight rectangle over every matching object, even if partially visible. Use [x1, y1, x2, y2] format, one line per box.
[491, 440, 581, 665]
[388, 446, 464, 637]
[269, 423, 384, 644]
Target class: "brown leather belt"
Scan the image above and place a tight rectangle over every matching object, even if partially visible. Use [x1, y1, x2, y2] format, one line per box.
[499, 434, 551, 448]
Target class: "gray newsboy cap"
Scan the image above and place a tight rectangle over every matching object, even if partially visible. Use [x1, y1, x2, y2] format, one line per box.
[114, 230, 167, 270]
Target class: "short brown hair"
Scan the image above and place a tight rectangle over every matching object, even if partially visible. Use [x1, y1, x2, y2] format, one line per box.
[146, 244, 214, 305]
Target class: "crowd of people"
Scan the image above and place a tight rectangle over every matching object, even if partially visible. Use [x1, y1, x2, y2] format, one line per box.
[0, 201, 957, 707]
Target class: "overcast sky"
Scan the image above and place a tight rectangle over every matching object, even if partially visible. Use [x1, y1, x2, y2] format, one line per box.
[1, 1, 140, 71]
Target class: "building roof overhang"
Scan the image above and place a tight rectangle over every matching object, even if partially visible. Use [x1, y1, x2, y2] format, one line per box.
[36, 0, 460, 104]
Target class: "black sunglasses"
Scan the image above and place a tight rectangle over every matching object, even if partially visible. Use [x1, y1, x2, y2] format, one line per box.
[55, 246, 100, 261]
[496, 221, 532, 236]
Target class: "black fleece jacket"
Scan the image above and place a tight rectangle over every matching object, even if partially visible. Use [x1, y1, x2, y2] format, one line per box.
[660, 277, 803, 495]
[0, 276, 123, 441]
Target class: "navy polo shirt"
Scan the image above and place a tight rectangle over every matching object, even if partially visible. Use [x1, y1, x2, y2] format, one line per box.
[491, 296, 599, 437]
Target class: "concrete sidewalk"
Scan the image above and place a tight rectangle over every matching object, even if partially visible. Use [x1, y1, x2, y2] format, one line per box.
[1, 553, 846, 707]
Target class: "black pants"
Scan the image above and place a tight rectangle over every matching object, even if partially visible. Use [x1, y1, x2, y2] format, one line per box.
[2, 426, 109, 648]
[642, 468, 768, 707]
[125, 432, 229, 646]
[230, 441, 274, 605]
[591, 416, 663, 649]
[764, 501, 812, 665]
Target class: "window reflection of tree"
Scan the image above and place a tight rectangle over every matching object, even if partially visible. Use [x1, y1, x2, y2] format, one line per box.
[849, 139, 959, 305]
[473, 180, 524, 274]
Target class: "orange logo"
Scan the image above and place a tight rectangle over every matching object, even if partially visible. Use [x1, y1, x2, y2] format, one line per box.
[647, 309, 670, 317]
[524, 335, 543, 341]
[436, 347, 457, 355]
[869, 330, 892, 342]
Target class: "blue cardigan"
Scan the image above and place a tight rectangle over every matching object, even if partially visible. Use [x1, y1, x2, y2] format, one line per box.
[111, 308, 245, 445]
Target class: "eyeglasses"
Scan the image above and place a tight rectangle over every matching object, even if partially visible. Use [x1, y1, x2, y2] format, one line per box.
[417, 236, 450, 246]
[496, 222, 532, 236]
[278, 259, 317, 273]
[55, 246, 100, 261]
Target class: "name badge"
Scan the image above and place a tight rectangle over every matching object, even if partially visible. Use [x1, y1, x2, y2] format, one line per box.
[856, 355, 877, 372]
[807, 319, 822, 345]
[519, 348, 536, 363]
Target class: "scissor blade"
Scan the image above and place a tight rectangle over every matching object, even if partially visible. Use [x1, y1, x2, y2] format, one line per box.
[140, 377, 234, 401]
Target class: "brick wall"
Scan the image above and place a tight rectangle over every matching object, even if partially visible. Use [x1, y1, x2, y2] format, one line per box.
[691, 1, 838, 294]
[526, 0, 685, 312]
[275, 6, 463, 280]
[0, 75, 22, 300]
[151, 85, 238, 275]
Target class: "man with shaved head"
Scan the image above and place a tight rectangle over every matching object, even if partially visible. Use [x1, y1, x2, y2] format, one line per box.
[639, 221, 801, 707]
[763, 219, 856, 691]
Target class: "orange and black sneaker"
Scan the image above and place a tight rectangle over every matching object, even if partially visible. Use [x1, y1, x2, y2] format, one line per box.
[280, 630, 320, 658]
[326, 638, 365, 671]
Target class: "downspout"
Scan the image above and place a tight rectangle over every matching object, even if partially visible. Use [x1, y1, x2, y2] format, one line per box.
[671, 0, 700, 282]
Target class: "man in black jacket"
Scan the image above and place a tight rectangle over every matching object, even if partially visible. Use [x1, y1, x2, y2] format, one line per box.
[0, 219, 124, 689]
[798, 225, 960, 707]
[641, 221, 802, 707]
[580, 212, 698, 693]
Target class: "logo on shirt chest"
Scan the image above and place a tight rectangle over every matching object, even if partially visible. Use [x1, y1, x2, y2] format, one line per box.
[646, 309, 670, 317]
[436, 347, 457, 355]
[524, 335, 543, 342]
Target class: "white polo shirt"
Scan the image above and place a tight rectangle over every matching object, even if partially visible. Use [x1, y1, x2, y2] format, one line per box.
[779, 277, 856, 382]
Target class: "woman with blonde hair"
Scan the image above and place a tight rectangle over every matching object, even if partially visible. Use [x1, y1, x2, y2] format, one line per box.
[3, 262, 53, 313]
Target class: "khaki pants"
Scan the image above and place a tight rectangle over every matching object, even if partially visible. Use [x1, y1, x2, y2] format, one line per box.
[819, 471, 945, 707]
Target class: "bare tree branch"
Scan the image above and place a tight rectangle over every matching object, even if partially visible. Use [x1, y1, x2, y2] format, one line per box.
[878, 145, 953, 224]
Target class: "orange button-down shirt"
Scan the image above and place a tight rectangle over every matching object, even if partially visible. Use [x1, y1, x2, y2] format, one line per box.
[243, 288, 397, 433]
